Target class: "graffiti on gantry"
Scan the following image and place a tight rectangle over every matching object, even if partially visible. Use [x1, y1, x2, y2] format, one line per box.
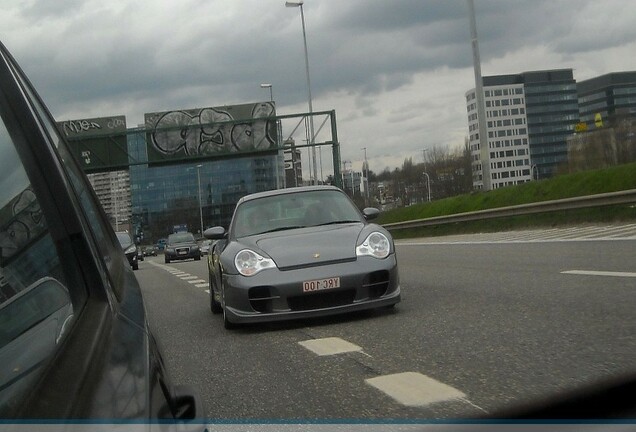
[145, 102, 277, 163]
[0, 188, 46, 263]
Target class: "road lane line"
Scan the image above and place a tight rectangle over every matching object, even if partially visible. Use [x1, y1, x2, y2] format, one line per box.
[147, 262, 209, 291]
[187, 279, 206, 284]
[365, 372, 467, 407]
[562, 270, 636, 278]
[298, 337, 363, 356]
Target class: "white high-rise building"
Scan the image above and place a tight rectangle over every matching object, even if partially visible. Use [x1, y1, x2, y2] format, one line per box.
[87, 170, 131, 230]
[467, 70, 578, 190]
[466, 83, 532, 190]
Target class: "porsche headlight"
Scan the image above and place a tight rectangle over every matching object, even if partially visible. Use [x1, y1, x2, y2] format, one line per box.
[356, 232, 390, 259]
[234, 249, 276, 276]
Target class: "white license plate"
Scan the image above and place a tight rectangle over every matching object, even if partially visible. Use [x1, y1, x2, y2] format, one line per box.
[302, 277, 340, 293]
[178, 250, 187, 255]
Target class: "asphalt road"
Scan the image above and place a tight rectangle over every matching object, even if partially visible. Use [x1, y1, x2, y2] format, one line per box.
[135, 231, 636, 421]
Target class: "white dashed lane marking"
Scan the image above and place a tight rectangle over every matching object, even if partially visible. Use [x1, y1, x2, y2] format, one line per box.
[299, 336, 486, 412]
[298, 337, 363, 356]
[562, 270, 636, 278]
[365, 372, 466, 407]
[147, 261, 209, 292]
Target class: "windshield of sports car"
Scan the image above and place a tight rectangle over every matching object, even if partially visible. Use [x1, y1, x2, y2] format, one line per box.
[232, 190, 364, 238]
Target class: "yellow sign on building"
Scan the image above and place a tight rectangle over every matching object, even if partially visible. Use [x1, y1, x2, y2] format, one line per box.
[575, 122, 588, 132]
[594, 113, 603, 128]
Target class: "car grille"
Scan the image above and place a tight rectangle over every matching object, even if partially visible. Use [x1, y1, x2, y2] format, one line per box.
[287, 289, 356, 311]
[362, 270, 390, 299]
[248, 286, 280, 313]
[175, 246, 190, 254]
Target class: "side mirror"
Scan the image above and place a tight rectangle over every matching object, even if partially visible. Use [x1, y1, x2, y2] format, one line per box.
[203, 226, 226, 240]
[362, 207, 380, 221]
[171, 385, 200, 420]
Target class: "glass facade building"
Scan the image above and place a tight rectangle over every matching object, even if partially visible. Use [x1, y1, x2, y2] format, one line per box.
[522, 70, 578, 179]
[127, 128, 283, 242]
[467, 69, 578, 188]
[577, 71, 636, 127]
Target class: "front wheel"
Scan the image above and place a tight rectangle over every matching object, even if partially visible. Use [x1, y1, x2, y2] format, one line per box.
[165, 256, 170, 264]
[210, 279, 222, 314]
[223, 307, 236, 330]
[222, 290, 237, 330]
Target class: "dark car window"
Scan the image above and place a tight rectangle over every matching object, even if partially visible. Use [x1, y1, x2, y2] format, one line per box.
[168, 232, 195, 243]
[8, 56, 125, 300]
[116, 232, 134, 249]
[0, 116, 75, 414]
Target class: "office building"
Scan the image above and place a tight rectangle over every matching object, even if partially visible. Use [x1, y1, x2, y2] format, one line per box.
[577, 71, 636, 128]
[467, 69, 578, 189]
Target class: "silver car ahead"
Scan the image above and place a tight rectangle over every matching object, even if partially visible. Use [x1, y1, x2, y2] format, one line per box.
[204, 185, 401, 329]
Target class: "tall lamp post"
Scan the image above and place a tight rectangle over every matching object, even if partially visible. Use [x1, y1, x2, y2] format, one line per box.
[361, 147, 369, 205]
[188, 164, 204, 236]
[285, 0, 317, 185]
[260, 83, 273, 101]
[423, 172, 431, 202]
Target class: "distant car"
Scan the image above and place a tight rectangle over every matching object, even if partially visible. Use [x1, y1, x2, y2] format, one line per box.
[156, 238, 167, 251]
[204, 185, 401, 329]
[143, 246, 158, 256]
[165, 232, 201, 263]
[0, 39, 199, 419]
[115, 231, 139, 270]
[200, 239, 214, 255]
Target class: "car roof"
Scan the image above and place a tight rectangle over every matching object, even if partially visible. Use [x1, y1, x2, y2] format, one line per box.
[237, 185, 342, 205]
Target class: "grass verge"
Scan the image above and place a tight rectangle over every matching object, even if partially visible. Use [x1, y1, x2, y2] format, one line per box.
[377, 163, 636, 239]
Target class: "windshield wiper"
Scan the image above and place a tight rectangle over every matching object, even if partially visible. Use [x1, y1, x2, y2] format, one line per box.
[257, 225, 307, 234]
[315, 220, 361, 226]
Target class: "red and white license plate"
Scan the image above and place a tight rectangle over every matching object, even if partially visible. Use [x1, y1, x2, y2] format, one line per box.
[302, 277, 340, 293]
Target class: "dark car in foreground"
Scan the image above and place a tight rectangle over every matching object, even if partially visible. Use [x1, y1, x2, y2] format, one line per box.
[204, 186, 401, 329]
[116, 231, 139, 270]
[164, 232, 201, 263]
[0, 40, 200, 420]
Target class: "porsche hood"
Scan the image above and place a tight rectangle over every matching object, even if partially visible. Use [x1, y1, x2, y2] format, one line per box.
[254, 224, 363, 269]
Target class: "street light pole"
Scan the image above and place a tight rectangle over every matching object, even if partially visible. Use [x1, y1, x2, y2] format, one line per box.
[196, 164, 203, 235]
[188, 164, 204, 236]
[423, 172, 431, 202]
[286, 1, 317, 185]
[260, 83, 273, 101]
[362, 147, 369, 205]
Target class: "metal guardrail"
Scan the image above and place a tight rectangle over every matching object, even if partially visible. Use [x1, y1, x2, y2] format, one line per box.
[382, 189, 636, 231]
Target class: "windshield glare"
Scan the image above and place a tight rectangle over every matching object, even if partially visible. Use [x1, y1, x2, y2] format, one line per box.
[232, 190, 363, 238]
[115, 232, 132, 248]
[168, 233, 195, 244]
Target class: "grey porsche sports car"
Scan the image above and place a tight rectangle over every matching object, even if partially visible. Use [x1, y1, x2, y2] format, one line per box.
[203, 185, 401, 329]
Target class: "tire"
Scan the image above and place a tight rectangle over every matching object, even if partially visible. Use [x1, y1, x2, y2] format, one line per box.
[195, 255, 201, 261]
[164, 256, 170, 264]
[132, 261, 138, 270]
[222, 290, 236, 329]
[209, 278, 222, 314]
[223, 307, 236, 330]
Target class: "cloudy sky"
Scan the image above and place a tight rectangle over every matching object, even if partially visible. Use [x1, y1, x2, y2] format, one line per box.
[2, 0, 636, 178]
